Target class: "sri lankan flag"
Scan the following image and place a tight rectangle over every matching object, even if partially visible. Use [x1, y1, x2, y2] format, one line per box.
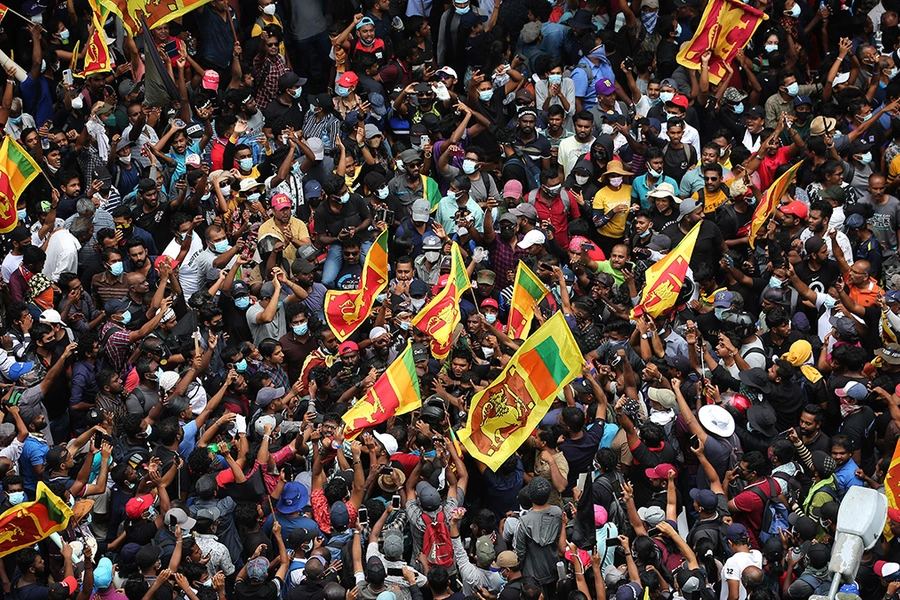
[459, 311, 582, 470]
[342, 341, 422, 438]
[634, 221, 701, 318]
[99, 0, 214, 35]
[885, 441, 900, 540]
[411, 242, 470, 359]
[749, 161, 802, 248]
[0, 137, 40, 234]
[83, 12, 113, 76]
[0, 3, 8, 23]
[507, 262, 549, 339]
[325, 229, 389, 341]
[0, 482, 73, 557]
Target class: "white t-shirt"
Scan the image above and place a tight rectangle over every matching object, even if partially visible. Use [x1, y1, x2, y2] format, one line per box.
[1, 253, 23, 282]
[739, 338, 767, 369]
[719, 549, 763, 600]
[162, 232, 204, 300]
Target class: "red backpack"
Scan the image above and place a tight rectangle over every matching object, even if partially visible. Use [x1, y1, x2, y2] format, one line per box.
[421, 509, 453, 568]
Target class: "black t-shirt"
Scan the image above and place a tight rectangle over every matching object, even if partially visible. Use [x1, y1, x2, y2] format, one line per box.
[794, 259, 841, 296]
[132, 200, 176, 252]
[313, 195, 372, 240]
[839, 405, 877, 472]
[262, 98, 305, 128]
[125, 518, 159, 546]
[662, 144, 692, 181]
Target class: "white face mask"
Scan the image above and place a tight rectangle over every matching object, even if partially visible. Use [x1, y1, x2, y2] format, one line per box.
[119, 154, 132, 164]
[71, 96, 84, 110]
[609, 176, 623, 188]
[262, 3, 277, 14]
[575, 174, 589, 186]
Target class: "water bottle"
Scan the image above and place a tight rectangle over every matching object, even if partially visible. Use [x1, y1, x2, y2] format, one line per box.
[41, 137, 49, 150]
[321, 129, 331, 149]
[556, 560, 568, 581]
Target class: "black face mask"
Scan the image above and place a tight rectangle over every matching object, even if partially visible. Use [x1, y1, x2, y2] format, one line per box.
[499, 228, 516, 242]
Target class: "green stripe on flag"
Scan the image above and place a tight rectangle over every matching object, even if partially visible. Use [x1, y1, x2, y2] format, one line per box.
[534, 336, 568, 384]
[8, 141, 36, 178]
[399, 343, 421, 396]
[519, 271, 546, 300]
[37, 489, 67, 525]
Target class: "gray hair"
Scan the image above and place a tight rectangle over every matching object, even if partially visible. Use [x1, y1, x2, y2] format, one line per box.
[71, 216, 93, 240]
[76, 197, 96, 216]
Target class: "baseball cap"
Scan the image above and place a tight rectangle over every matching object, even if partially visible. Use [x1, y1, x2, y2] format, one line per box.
[714, 290, 734, 308]
[411, 198, 431, 223]
[271, 193, 291, 211]
[125, 494, 154, 519]
[493, 550, 519, 568]
[247, 557, 270, 581]
[201, 70, 219, 90]
[678, 198, 701, 219]
[726, 523, 750, 541]
[595, 78, 616, 96]
[338, 72, 359, 88]
[256, 386, 286, 408]
[779, 200, 808, 219]
[645, 463, 676, 480]
[689, 488, 718, 510]
[517, 229, 546, 249]
[476, 270, 496, 285]
[845, 213, 865, 229]
[666, 94, 689, 109]
[339, 341, 359, 355]
[835, 380, 868, 400]
[510, 203, 538, 221]
[39, 309, 63, 325]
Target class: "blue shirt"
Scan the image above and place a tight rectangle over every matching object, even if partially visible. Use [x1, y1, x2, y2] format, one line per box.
[21, 436, 49, 491]
[20, 75, 53, 127]
[178, 420, 199, 457]
[834, 459, 865, 496]
[263, 513, 321, 544]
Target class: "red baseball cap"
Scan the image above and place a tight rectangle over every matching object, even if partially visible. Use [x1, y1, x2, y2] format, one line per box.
[779, 200, 808, 220]
[337, 72, 359, 88]
[481, 298, 499, 310]
[338, 341, 359, 355]
[666, 94, 689, 109]
[125, 494, 155, 519]
[645, 463, 677, 480]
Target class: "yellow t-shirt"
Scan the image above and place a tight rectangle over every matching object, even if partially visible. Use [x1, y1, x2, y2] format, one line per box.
[592, 185, 632, 239]
[251, 16, 288, 58]
[257, 217, 310, 261]
[692, 176, 734, 213]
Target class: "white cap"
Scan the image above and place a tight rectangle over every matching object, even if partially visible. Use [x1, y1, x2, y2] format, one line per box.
[517, 229, 546, 249]
[185, 153, 201, 167]
[255, 414, 278, 436]
[306, 138, 325, 161]
[369, 326, 389, 340]
[698, 405, 735, 438]
[39, 309, 63, 325]
[436, 66, 458, 79]
[373, 431, 398, 456]
[159, 371, 180, 393]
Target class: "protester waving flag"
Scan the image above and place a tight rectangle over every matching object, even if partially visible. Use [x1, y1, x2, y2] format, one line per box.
[324, 227, 389, 341]
[507, 262, 549, 339]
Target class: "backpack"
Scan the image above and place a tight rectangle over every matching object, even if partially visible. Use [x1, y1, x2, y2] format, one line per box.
[748, 477, 790, 543]
[564, 62, 596, 95]
[687, 518, 731, 558]
[325, 529, 354, 564]
[798, 572, 832, 596]
[771, 470, 803, 507]
[595, 474, 631, 536]
[421, 509, 454, 569]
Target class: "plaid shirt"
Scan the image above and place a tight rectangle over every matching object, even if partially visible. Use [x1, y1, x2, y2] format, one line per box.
[486, 235, 529, 289]
[253, 54, 287, 111]
[95, 391, 127, 436]
[259, 363, 290, 390]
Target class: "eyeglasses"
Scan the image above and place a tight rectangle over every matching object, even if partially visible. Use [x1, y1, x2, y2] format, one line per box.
[344, 251, 360, 257]
[704, 176, 719, 181]
[266, 42, 279, 47]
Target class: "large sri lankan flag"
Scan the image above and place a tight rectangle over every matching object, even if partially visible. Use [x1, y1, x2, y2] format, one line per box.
[0, 137, 40, 234]
[411, 242, 470, 360]
[99, 0, 213, 35]
[749, 160, 802, 249]
[884, 440, 900, 540]
[325, 229, 389, 341]
[342, 341, 422, 439]
[459, 312, 582, 471]
[676, 0, 767, 84]
[507, 262, 549, 339]
[0, 482, 73, 557]
[633, 221, 701, 319]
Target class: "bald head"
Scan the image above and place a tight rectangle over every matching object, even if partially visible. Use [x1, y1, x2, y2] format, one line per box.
[125, 272, 147, 288]
[742, 566, 764, 592]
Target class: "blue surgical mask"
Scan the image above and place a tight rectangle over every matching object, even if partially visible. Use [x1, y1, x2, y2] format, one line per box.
[455, 2, 470, 13]
[119, 310, 132, 326]
[247, 193, 261, 202]
[235, 296, 250, 309]
[823, 295, 838, 309]
[732, 102, 744, 115]
[16, 209, 27, 221]
[339, 192, 350, 204]
[376, 293, 387, 303]
[109, 261, 124, 276]
[478, 89, 494, 102]
[155, 368, 164, 381]
[239, 158, 253, 171]
[8, 491, 25, 505]
[648, 167, 662, 178]
[675, 23, 682, 37]
[485, 313, 497, 324]
[59, 29, 70, 40]
[548, 74, 562, 84]
[291, 86, 303, 99]
[639, 229, 651, 238]
[235, 358, 248, 372]
[336, 84, 351, 97]
[214, 240, 231, 253]
[400, 320, 412, 331]
[376, 187, 389, 200]
[714, 308, 726, 320]
[788, 3, 801, 16]
[462, 159, 477, 175]
[291, 162, 301, 175]
[293, 322, 309, 336]
[765, 43, 778, 53]
[769, 277, 783, 289]
[785, 82, 799, 96]
[9, 116, 22, 125]
[859, 151, 873, 164]
[659, 91, 674, 103]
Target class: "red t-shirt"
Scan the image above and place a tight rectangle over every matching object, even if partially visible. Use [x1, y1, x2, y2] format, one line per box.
[757, 146, 792, 191]
[732, 478, 781, 549]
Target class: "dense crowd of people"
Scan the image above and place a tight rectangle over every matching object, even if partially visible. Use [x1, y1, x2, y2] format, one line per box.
[4, 0, 900, 598]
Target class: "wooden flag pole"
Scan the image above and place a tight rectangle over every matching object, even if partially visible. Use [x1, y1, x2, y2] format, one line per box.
[3, 6, 42, 26]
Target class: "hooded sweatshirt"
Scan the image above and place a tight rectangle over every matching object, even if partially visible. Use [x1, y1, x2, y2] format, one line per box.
[514, 506, 563, 584]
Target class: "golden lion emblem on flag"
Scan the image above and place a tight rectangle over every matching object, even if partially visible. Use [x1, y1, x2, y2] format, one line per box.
[467, 367, 535, 456]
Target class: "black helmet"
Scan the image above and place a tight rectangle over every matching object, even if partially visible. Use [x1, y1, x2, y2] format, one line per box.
[719, 310, 756, 339]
